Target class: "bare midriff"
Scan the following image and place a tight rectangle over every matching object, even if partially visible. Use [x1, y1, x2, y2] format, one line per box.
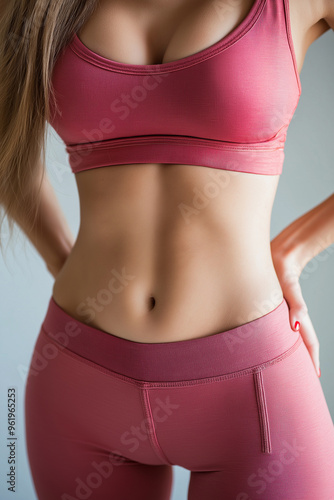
[52, 163, 284, 342]
[51, 0, 291, 343]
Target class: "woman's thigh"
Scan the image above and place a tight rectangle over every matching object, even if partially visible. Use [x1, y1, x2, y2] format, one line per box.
[183, 339, 334, 499]
[24, 297, 334, 500]
[24, 327, 173, 500]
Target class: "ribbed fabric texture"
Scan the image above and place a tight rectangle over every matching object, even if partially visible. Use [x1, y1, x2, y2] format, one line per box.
[41, 296, 299, 382]
[48, 0, 301, 175]
[25, 292, 334, 499]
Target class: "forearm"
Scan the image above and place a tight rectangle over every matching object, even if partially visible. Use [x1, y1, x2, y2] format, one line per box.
[271, 193, 334, 270]
[2, 164, 75, 275]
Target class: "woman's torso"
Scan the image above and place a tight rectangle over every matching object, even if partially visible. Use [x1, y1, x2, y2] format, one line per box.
[52, 0, 326, 342]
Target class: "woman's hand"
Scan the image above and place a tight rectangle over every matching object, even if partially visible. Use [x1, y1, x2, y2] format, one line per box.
[270, 241, 321, 378]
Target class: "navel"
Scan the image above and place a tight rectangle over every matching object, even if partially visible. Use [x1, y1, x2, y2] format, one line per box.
[148, 295, 156, 311]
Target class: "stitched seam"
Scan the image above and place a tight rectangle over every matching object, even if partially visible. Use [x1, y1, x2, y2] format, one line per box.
[68, 143, 282, 152]
[66, 136, 284, 153]
[254, 370, 272, 454]
[41, 326, 303, 388]
[140, 388, 173, 465]
[72, 163, 282, 176]
[282, 0, 302, 95]
[69, 0, 266, 75]
[140, 336, 303, 388]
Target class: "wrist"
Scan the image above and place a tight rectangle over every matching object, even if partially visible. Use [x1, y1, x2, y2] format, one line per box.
[271, 226, 308, 282]
[271, 194, 334, 272]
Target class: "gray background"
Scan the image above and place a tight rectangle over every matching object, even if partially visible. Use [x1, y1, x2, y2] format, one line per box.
[0, 28, 333, 500]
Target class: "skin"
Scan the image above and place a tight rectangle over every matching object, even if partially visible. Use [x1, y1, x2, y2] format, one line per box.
[49, 0, 332, 355]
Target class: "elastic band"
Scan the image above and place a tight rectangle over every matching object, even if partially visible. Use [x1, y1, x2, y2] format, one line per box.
[41, 296, 300, 382]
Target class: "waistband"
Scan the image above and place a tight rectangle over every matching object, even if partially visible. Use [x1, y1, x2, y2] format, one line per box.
[65, 135, 285, 175]
[41, 296, 302, 383]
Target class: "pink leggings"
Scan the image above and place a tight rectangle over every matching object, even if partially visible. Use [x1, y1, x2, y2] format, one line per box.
[24, 296, 334, 500]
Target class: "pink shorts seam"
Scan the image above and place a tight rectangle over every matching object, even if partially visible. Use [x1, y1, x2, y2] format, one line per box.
[140, 389, 174, 465]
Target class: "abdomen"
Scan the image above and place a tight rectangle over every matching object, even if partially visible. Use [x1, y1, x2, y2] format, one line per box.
[52, 162, 283, 342]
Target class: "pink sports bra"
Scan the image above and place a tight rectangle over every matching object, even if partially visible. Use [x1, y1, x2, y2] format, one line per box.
[49, 0, 301, 176]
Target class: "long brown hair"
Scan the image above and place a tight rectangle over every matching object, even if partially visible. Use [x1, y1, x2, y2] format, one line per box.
[0, 0, 98, 258]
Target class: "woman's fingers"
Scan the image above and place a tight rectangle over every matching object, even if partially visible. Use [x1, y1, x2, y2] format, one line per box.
[271, 247, 321, 378]
[283, 280, 320, 377]
[281, 277, 308, 330]
[297, 312, 321, 378]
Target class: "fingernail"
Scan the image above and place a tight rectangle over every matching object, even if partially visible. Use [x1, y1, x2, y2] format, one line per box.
[318, 368, 321, 378]
[294, 321, 300, 331]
